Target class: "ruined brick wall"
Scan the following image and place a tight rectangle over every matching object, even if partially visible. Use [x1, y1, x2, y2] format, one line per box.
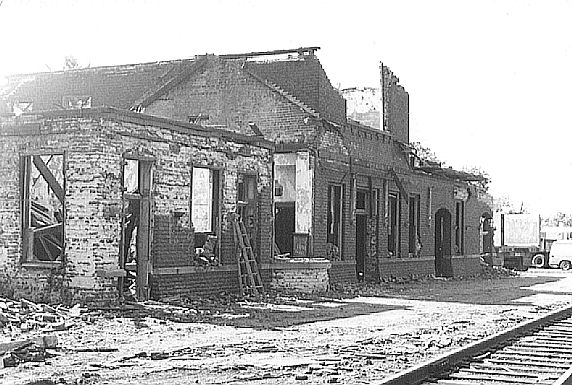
[379, 257, 435, 281]
[463, 185, 493, 256]
[400, 173, 491, 260]
[342, 87, 381, 129]
[145, 57, 319, 145]
[270, 260, 331, 293]
[315, 124, 397, 282]
[0, 110, 273, 303]
[451, 255, 482, 277]
[381, 65, 409, 144]
[328, 261, 357, 284]
[0, 117, 121, 304]
[388, 84, 409, 144]
[0, 138, 23, 298]
[151, 267, 240, 298]
[245, 55, 347, 125]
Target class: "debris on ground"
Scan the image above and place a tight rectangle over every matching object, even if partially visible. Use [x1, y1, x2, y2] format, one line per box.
[0, 297, 86, 335]
[0, 297, 87, 368]
[1, 272, 569, 385]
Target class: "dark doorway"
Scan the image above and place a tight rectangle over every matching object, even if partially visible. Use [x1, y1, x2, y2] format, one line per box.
[356, 214, 367, 281]
[481, 213, 493, 254]
[387, 193, 399, 256]
[238, 174, 258, 257]
[408, 195, 420, 256]
[434, 208, 453, 277]
[275, 203, 295, 255]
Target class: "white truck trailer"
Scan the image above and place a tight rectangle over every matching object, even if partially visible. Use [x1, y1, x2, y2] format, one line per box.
[492, 212, 540, 270]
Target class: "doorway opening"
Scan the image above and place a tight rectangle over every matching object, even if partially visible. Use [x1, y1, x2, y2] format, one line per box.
[434, 208, 453, 277]
[480, 212, 493, 254]
[121, 158, 153, 301]
[356, 214, 367, 281]
[387, 192, 399, 257]
[237, 174, 258, 258]
[275, 203, 295, 256]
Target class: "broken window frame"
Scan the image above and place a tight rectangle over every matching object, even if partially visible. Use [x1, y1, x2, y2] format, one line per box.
[190, 166, 221, 262]
[13, 101, 33, 115]
[20, 152, 66, 265]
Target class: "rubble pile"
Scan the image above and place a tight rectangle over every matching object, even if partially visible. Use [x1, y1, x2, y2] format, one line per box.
[0, 297, 85, 368]
[478, 262, 518, 278]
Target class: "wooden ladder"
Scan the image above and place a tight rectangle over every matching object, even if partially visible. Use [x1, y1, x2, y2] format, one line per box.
[232, 214, 264, 296]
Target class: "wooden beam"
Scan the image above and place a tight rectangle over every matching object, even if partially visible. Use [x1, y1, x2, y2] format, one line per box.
[32, 155, 64, 203]
[221, 46, 320, 59]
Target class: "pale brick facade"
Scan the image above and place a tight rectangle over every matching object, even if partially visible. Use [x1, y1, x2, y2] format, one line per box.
[0, 108, 273, 303]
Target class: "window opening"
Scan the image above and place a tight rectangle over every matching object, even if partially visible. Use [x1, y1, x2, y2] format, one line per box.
[191, 167, 220, 263]
[21, 154, 64, 263]
[356, 190, 367, 211]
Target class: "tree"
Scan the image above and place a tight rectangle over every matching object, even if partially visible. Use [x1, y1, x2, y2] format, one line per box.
[409, 141, 443, 166]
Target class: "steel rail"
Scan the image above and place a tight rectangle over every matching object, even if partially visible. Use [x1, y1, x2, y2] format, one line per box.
[376, 304, 572, 385]
[554, 366, 572, 385]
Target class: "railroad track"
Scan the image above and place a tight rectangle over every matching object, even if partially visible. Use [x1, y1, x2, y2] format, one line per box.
[378, 305, 572, 385]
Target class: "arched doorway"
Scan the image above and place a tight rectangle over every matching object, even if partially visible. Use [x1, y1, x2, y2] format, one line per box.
[435, 208, 453, 277]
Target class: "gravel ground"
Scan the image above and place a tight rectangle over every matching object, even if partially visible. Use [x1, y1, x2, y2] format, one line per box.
[2, 268, 572, 385]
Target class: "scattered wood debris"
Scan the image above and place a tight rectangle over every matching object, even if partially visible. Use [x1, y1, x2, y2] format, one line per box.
[0, 297, 87, 368]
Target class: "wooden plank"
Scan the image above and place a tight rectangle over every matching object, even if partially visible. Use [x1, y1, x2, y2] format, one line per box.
[486, 358, 571, 368]
[502, 347, 572, 358]
[450, 371, 554, 384]
[32, 155, 64, 203]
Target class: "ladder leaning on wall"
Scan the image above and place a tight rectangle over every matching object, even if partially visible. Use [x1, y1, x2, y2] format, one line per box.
[231, 214, 264, 296]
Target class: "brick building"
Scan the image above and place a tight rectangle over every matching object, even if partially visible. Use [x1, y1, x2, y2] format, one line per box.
[0, 108, 274, 303]
[0, 47, 493, 303]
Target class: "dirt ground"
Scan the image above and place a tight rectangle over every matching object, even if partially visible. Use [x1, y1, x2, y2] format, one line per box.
[2, 267, 572, 385]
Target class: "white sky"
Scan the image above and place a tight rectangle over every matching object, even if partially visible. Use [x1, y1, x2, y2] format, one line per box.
[1, 0, 571, 217]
